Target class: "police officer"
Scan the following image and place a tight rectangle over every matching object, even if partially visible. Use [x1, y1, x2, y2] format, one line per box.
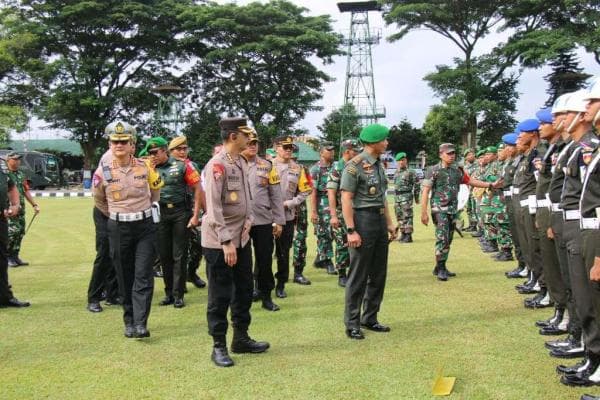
[327, 139, 361, 287]
[202, 117, 269, 368]
[393, 152, 417, 243]
[341, 124, 396, 340]
[553, 90, 600, 360]
[0, 160, 28, 308]
[147, 136, 201, 308]
[168, 136, 207, 289]
[273, 136, 312, 297]
[241, 129, 285, 311]
[93, 121, 163, 338]
[5, 152, 40, 267]
[310, 142, 336, 273]
[420, 143, 493, 281]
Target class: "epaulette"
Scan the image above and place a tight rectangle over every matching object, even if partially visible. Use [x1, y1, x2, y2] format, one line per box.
[349, 154, 364, 165]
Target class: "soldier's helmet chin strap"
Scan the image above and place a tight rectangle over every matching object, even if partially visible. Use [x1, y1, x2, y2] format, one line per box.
[566, 112, 582, 134]
[555, 120, 564, 132]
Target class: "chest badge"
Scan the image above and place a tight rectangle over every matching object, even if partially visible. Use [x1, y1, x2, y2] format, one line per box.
[369, 186, 376, 195]
[230, 192, 238, 202]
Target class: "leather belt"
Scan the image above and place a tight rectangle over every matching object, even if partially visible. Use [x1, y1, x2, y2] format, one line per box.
[581, 217, 600, 230]
[160, 202, 185, 209]
[551, 203, 562, 212]
[109, 208, 152, 222]
[563, 209, 581, 221]
[355, 207, 385, 215]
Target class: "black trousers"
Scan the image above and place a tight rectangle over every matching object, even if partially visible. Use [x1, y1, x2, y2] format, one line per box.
[251, 224, 275, 294]
[345, 209, 389, 330]
[87, 207, 118, 303]
[552, 212, 581, 336]
[517, 204, 544, 285]
[158, 205, 189, 299]
[536, 208, 567, 306]
[204, 244, 253, 337]
[108, 217, 156, 327]
[583, 229, 600, 355]
[0, 217, 15, 303]
[564, 219, 598, 347]
[274, 220, 295, 285]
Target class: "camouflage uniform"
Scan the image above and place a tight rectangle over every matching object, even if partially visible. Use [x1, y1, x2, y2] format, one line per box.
[309, 161, 334, 265]
[292, 165, 312, 272]
[464, 161, 479, 230]
[481, 160, 512, 253]
[480, 160, 499, 247]
[393, 166, 416, 234]
[422, 163, 469, 263]
[7, 169, 26, 259]
[326, 159, 350, 271]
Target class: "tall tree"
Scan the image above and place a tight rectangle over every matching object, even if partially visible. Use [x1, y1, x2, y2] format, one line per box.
[387, 119, 424, 160]
[14, 0, 193, 167]
[383, 0, 537, 148]
[182, 0, 341, 137]
[317, 103, 361, 148]
[544, 50, 591, 106]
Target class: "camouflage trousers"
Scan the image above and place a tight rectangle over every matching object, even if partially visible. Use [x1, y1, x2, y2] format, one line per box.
[187, 226, 202, 275]
[313, 196, 333, 263]
[433, 212, 457, 263]
[292, 202, 308, 270]
[483, 195, 513, 252]
[480, 195, 496, 244]
[466, 192, 478, 228]
[8, 213, 26, 257]
[394, 200, 414, 234]
[331, 209, 349, 271]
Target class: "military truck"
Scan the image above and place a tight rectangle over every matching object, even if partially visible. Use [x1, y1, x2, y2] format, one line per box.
[0, 150, 62, 189]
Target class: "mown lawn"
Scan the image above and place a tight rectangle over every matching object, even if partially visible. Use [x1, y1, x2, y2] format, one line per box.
[0, 198, 594, 399]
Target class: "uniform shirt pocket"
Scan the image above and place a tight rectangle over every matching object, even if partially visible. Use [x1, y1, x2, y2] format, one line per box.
[225, 180, 241, 204]
[107, 183, 125, 202]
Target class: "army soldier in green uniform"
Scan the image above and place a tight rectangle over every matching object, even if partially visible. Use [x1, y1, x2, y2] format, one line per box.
[492, 143, 514, 261]
[341, 124, 396, 340]
[147, 137, 202, 309]
[242, 129, 285, 311]
[470, 150, 488, 239]
[93, 121, 163, 338]
[327, 139, 361, 287]
[463, 148, 478, 232]
[479, 146, 501, 254]
[310, 142, 336, 274]
[421, 143, 494, 281]
[202, 117, 269, 368]
[5, 152, 40, 267]
[274, 137, 312, 297]
[169, 136, 207, 290]
[0, 160, 29, 308]
[393, 152, 417, 243]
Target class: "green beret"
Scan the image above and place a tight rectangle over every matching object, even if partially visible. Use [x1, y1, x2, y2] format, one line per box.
[485, 146, 497, 154]
[497, 142, 505, 150]
[395, 152, 407, 161]
[463, 148, 474, 157]
[359, 124, 389, 144]
[476, 149, 486, 157]
[146, 136, 168, 149]
[138, 148, 148, 157]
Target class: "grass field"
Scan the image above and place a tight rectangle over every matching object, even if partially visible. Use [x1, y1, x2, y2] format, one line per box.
[0, 198, 595, 399]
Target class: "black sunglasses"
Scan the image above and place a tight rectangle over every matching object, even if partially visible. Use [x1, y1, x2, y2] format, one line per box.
[111, 140, 130, 145]
[148, 149, 162, 155]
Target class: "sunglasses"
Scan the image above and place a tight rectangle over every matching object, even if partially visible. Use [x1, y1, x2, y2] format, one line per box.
[173, 146, 188, 151]
[281, 144, 293, 151]
[148, 149, 162, 155]
[111, 140, 130, 145]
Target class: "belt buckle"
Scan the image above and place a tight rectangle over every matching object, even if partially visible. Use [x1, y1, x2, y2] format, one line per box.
[167, 203, 174, 209]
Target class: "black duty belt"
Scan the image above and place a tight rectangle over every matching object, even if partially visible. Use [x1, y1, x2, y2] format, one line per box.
[355, 207, 385, 215]
[159, 201, 185, 209]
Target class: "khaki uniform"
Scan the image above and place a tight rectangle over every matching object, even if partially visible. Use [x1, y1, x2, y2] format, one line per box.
[93, 154, 162, 331]
[272, 159, 311, 289]
[201, 149, 254, 337]
[248, 157, 285, 297]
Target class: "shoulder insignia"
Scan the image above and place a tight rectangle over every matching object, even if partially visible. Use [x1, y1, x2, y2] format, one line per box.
[350, 154, 363, 164]
[346, 164, 358, 176]
[212, 162, 225, 181]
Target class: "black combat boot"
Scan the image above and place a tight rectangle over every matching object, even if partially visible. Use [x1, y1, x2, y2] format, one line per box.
[561, 353, 600, 386]
[261, 292, 280, 312]
[275, 281, 287, 298]
[404, 233, 413, 243]
[505, 263, 527, 278]
[536, 306, 564, 328]
[525, 287, 553, 309]
[14, 254, 28, 266]
[398, 232, 406, 242]
[211, 336, 234, 367]
[325, 260, 337, 275]
[187, 270, 206, 288]
[494, 251, 514, 261]
[338, 268, 348, 287]
[231, 328, 270, 354]
[436, 262, 449, 281]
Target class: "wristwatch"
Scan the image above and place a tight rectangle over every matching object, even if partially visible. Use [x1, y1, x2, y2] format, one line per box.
[347, 227, 356, 234]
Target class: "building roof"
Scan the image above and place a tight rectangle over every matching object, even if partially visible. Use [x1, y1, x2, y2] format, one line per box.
[7, 139, 82, 156]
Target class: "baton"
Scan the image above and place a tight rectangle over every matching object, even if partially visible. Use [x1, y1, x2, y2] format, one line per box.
[25, 212, 38, 234]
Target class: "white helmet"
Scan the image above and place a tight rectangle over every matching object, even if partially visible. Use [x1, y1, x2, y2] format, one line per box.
[584, 76, 600, 100]
[551, 93, 571, 114]
[563, 89, 589, 113]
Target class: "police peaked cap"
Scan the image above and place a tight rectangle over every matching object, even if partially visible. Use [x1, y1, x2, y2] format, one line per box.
[105, 120, 136, 141]
[536, 108, 553, 124]
[274, 135, 294, 146]
[168, 136, 187, 150]
[517, 119, 540, 133]
[219, 117, 254, 136]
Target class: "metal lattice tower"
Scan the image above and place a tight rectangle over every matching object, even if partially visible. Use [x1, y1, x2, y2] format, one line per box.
[150, 84, 185, 137]
[338, 1, 385, 126]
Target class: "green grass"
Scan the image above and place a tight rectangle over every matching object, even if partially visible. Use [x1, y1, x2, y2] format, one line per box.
[0, 198, 594, 399]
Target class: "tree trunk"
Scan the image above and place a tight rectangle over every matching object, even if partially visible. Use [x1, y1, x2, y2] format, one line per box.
[79, 137, 103, 169]
[463, 113, 478, 150]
